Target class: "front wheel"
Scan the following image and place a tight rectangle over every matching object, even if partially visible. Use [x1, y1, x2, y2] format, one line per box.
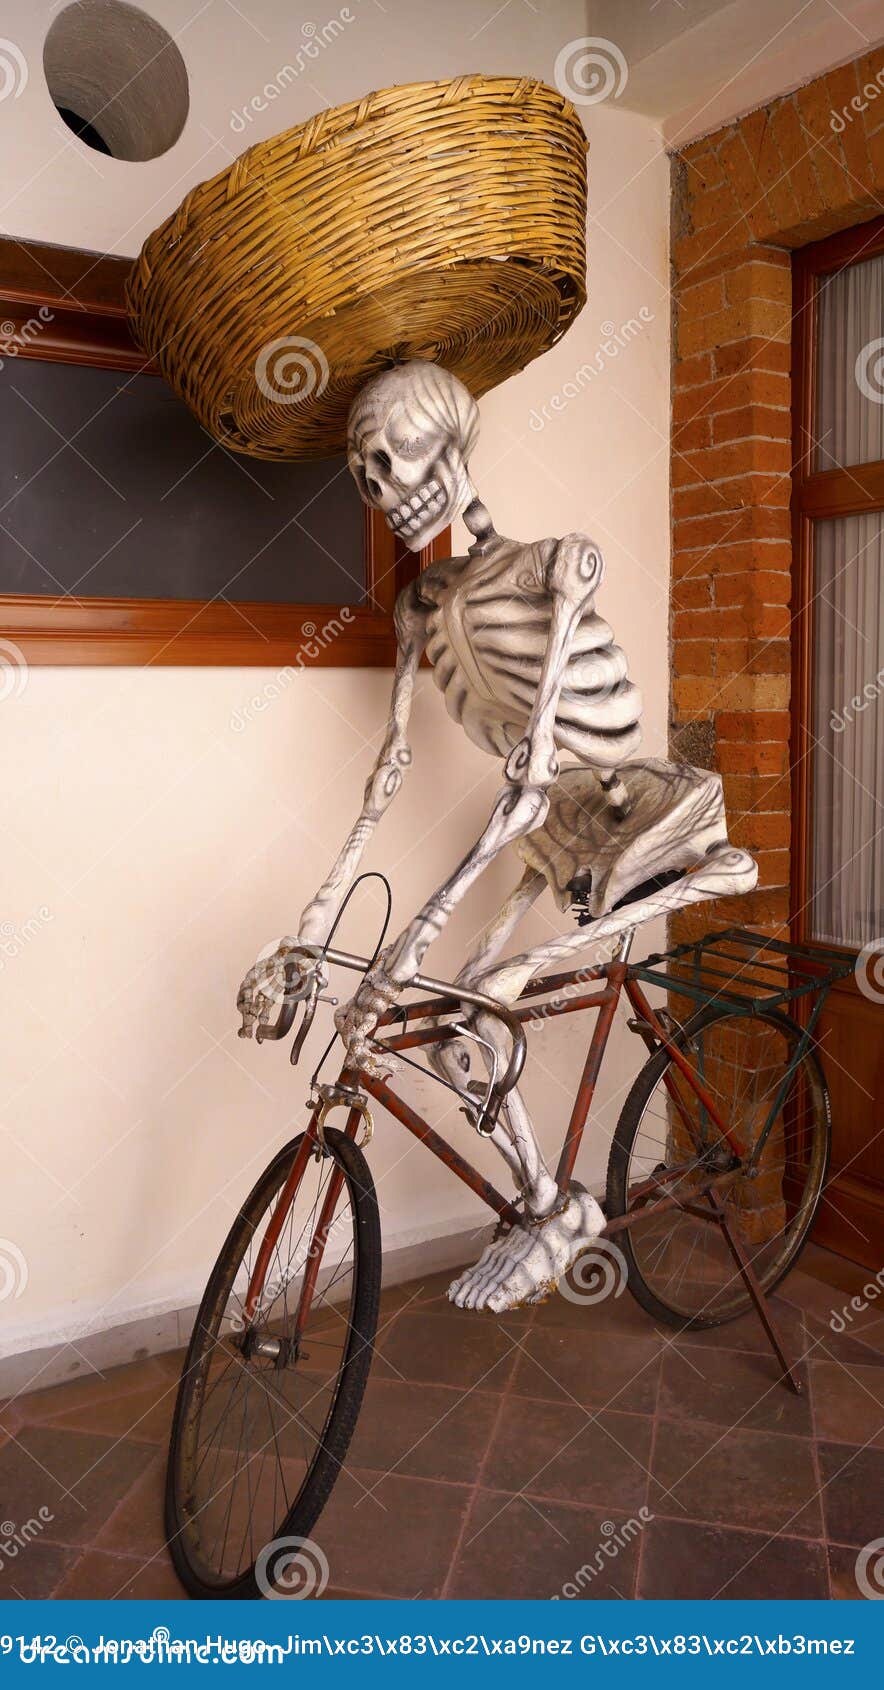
[606, 1005, 830, 1330]
[165, 1127, 380, 1598]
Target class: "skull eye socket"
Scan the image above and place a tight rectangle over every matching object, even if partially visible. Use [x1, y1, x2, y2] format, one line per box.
[370, 448, 393, 474]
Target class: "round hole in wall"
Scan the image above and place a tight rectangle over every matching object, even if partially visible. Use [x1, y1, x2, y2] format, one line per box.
[43, 0, 189, 161]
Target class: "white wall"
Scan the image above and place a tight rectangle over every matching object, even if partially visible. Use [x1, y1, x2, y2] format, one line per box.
[0, 0, 670, 1364]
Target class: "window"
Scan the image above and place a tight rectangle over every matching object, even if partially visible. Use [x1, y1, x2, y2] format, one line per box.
[793, 218, 884, 951]
[0, 237, 445, 666]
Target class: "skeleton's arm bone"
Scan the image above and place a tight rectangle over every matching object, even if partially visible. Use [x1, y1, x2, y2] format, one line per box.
[297, 580, 428, 946]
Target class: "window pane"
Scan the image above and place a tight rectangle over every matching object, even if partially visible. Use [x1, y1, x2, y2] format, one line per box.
[815, 250, 884, 471]
[811, 512, 884, 947]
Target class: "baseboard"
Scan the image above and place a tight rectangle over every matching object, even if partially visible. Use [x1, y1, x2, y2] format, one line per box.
[0, 1216, 483, 1401]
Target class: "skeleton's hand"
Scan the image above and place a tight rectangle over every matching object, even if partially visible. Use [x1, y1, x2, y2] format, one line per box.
[237, 937, 312, 1038]
[333, 964, 403, 1077]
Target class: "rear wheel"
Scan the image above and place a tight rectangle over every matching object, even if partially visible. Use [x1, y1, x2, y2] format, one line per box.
[606, 1006, 830, 1329]
[165, 1127, 380, 1598]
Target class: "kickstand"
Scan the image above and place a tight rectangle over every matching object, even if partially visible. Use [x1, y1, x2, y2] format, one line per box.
[703, 1190, 803, 1395]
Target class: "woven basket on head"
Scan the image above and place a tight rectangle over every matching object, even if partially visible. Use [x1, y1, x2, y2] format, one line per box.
[126, 75, 588, 460]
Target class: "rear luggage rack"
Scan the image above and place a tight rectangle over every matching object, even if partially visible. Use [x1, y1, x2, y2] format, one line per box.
[629, 925, 856, 1015]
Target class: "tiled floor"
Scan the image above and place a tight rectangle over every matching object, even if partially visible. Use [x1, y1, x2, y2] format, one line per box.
[1, 1244, 882, 1601]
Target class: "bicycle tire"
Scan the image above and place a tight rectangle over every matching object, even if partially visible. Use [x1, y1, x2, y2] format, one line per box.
[605, 1004, 831, 1331]
[165, 1127, 380, 1598]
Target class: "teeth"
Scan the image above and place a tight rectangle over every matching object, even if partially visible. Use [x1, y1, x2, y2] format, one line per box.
[384, 481, 445, 533]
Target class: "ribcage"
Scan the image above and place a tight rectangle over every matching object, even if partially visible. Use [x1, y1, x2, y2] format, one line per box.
[425, 586, 643, 771]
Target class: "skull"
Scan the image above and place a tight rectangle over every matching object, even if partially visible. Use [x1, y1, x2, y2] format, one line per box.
[346, 361, 480, 551]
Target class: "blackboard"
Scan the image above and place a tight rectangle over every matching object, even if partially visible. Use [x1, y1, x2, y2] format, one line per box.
[0, 358, 363, 604]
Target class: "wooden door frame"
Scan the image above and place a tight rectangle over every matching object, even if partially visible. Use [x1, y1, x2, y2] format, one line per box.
[0, 236, 448, 666]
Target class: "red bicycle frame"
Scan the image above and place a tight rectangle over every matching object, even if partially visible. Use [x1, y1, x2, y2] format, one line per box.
[243, 956, 741, 1329]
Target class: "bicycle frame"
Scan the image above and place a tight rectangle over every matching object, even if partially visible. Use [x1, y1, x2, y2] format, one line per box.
[233, 922, 856, 1396]
[243, 953, 743, 1327]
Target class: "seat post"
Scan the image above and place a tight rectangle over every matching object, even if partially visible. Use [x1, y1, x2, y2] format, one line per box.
[617, 926, 636, 964]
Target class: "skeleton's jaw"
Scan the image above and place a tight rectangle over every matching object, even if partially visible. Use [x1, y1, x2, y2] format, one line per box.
[385, 478, 448, 544]
[383, 473, 477, 553]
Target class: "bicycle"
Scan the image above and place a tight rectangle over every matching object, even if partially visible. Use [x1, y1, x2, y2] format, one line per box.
[164, 923, 852, 1598]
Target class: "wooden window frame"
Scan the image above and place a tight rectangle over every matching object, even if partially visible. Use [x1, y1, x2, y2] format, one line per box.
[0, 237, 448, 666]
[791, 213, 884, 944]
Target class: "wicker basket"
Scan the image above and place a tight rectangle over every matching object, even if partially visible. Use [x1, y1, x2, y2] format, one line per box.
[127, 76, 588, 460]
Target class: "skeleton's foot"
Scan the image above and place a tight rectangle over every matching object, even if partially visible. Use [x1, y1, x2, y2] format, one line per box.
[448, 1186, 606, 1312]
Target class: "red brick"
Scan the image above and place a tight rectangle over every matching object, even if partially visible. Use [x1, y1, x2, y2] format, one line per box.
[689, 182, 742, 232]
[716, 741, 790, 775]
[714, 338, 790, 379]
[717, 710, 790, 741]
[795, 80, 852, 211]
[678, 299, 790, 358]
[746, 849, 791, 885]
[715, 569, 791, 607]
[731, 811, 792, 849]
[751, 107, 803, 232]
[673, 351, 714, 389]
[672, 439, 791, 486]
[722, 772, 791, 812]
[678, 275, 726, 318]
[672, 577, 713, 611]
[673, 414, 713, 452]
[767, 97, 827, 234]
[672, 506, 791, 551]
[673, 640, 715, 676]
[712, 405, 790, 443]
[725, 256, 791, 306]
[824, 61, 874, 190]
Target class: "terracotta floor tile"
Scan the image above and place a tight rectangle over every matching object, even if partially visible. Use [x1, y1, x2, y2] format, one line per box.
[811, 1361, 884, 1449]
[676, 1295, 806, 1359]
[49, 1380, 176, 1446]
[817, 1441, 884, 1548]
[659, 1343, 813, 1437]
[449, 1492, 640, 1600]
[827, 1542, 868, 1600]
[378, 1310, 521, 1392]
[482, 1394, 653, 1513]
[0, 1539, 79, 1599]
[511, 1324, 661, 1414]
[347, 1377, 500, 1484]
[0, 1426, 155, 1547]
[55, 1548, 185, 1599]
[803, 1315, 884, 1371]
[14, 1357, 170, 1424]
[311, 1468, 470, 1598]
[638, 1517, 829, 1599]
[94, 1454, 165, 1557]
[651, 1418, 823, 1538]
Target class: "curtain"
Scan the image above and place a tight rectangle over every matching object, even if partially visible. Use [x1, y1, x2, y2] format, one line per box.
[812, 512, 884, 946]
[816, 250, 884, 470]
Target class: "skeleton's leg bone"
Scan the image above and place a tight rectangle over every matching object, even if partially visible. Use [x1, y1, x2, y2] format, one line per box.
[427, 868, 545, 1091]
[473, 843, 759, 1006]
[382, 784, 550, 988]
[472, 1009, 559, 1216]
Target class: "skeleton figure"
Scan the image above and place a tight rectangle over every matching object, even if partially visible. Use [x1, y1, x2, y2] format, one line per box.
[238, 361, 757, 1312]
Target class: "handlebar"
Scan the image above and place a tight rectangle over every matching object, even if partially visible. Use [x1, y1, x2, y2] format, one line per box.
[252, 940, 527, 1122]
